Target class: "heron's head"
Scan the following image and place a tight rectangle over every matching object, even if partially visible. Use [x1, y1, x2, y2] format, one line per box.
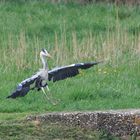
[40, 49, 51, 58]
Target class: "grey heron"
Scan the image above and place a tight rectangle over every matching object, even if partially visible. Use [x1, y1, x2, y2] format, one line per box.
[7, 49, 101, 103]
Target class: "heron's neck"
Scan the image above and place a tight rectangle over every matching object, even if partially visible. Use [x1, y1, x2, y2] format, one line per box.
[40, 56, 48, 70]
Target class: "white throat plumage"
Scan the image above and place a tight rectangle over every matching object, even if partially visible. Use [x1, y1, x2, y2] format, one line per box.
[40, 53, 48, 70]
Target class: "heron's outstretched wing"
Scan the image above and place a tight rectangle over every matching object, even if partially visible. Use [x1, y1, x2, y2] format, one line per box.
[7, 74, 39, 99]
[48, 62, 100, 82]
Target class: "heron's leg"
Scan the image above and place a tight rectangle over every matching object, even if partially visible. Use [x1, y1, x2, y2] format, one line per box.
[45, 85, 60, 104]
[46, 85, 50, 92]
[41, 87, 57, 105]
[41, 87, 51, 101]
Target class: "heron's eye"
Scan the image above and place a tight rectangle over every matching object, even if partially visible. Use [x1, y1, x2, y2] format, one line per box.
[42, 49, 46, 53]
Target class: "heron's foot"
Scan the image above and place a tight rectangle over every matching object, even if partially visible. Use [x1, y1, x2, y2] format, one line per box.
[51, 98, 61, 105]
[44, 96, 60, 105]
[46, 91, 61, 105]
[52, 102, 57, 106]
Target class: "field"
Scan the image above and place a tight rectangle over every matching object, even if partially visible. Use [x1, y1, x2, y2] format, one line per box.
[0, 0, 139, 126]
[0, 1, 140, 139]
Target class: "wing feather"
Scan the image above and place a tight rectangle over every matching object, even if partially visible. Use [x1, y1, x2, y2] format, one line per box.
[48, 62, 100, 82]
[7, 74, 39, 99]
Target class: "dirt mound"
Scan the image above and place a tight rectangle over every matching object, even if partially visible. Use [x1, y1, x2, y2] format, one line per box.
[26, 109, 140, 136]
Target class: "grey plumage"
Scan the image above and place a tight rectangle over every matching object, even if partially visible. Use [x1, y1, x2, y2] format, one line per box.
[7, 49, 101, 99]
[48, 62, 100, 82]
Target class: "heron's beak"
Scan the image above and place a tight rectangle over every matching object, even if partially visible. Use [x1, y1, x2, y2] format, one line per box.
[47, 53, 52, 58]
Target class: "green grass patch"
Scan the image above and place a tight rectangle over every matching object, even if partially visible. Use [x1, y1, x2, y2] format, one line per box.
[0, 121, 120, 140]
[0, 1, 140, 117]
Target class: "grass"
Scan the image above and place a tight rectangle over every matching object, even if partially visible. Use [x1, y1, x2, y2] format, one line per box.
[0, 121, 121, 140]
[0, 1, 140, 139]
[0, 1, 140, 116]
